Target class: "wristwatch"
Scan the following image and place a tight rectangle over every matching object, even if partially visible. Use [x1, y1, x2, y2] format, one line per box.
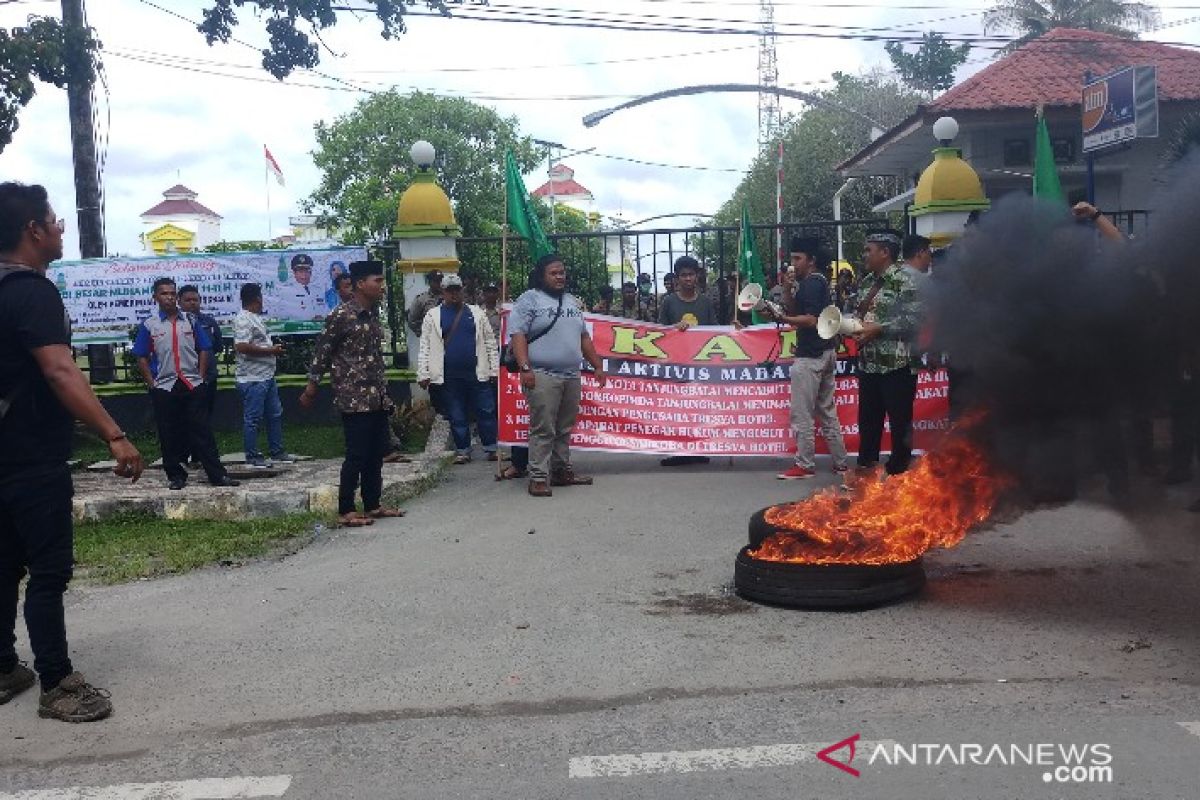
[1090, 208, 1102, 221]
[519, 364, 532, 372]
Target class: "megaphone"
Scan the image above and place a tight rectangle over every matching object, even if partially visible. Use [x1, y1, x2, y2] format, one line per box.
[736, 282, 785, 318]
[816, 304, 864, 339]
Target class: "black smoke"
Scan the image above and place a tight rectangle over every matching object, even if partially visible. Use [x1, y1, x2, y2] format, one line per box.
[929, 160, 1200, 503]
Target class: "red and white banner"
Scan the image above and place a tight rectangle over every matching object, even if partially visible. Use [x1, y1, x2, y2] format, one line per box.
[499, 313, 950, 457]
[264, 145, 286, 187]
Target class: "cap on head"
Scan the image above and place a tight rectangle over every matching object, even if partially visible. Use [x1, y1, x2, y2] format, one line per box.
[442, 273, 464, 289]
[290, 253, 314, 270]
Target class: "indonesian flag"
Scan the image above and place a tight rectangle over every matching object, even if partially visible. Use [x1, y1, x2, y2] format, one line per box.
[264, 145, 285, 187]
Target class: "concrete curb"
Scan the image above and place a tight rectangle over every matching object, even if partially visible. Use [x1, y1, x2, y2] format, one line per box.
[72, 416, 452, 522]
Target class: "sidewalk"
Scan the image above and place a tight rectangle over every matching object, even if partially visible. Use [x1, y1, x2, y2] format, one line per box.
[71, 417, 451, 521]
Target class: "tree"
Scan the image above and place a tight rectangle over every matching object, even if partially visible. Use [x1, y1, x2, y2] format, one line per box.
[0, 16, 99, 153]
[306, 90, 539, 244]
[198, 0, 456, 79]
[710, 70, 921, 271]
[983, 0, 1160, 54]
[885, 32, 971, 96]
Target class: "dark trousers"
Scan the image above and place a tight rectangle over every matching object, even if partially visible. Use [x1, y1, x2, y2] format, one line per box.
[340, 411, 389, 515]
[0, 465, 75, 690]
[857, 368, 918, 474]
[1169, 374, 1199, 476]
[442, 375, 498, 454]
[182, 380, 217, 464]
[151, 383, 227, 484]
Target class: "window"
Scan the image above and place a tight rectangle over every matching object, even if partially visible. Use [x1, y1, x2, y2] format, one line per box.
[1052, 137, 1076, 164]
[1003, 139, 1030, 167]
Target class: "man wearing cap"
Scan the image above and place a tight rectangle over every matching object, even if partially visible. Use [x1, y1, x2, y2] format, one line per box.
[417, 274, 499, 464]
[301, 260, 405, 527]
[853, 229, 923, 476]
[288, 253, 322, 319]
[763, 237, 849, 480]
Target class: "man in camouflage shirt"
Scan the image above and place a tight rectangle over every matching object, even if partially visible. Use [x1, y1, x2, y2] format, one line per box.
[610, 281, 655, 322]
[852, 229, 923, 475]
[301, 260, 404, 526]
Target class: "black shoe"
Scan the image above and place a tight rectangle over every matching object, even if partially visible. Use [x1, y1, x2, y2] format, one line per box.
[168, 479, 187, 491]
[0, 662, 35, 704]
[209, 476, 240, 487]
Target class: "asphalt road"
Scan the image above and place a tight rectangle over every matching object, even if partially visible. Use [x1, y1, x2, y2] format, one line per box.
[1, 453, 1198, 799]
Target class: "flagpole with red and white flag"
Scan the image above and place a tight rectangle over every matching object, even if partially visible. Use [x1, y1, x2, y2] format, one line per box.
[264, 145, 285, 241]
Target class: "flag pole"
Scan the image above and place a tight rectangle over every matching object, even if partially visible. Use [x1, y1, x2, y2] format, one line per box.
[264, 154, 272, 242]
[498, 185, 510, 480]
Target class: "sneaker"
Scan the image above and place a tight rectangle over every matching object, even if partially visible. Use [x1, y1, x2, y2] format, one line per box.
[246, 457, 273, 469]
[270, 453, 298, 464]
[777, 465, 816, 480]
[0, 662, 35, 704]
[38, 672, 112, 722]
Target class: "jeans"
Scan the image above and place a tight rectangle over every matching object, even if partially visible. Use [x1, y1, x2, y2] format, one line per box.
[790, 350, 848, 470]
[237, 378, 284, 460]
[340, 411, 389, 515]
[522, 372, 582, 481]
[152, 383, 228, 484]
[441, 375, 498, 455]
[857, 368, 918, 474]
[0, 465, 75, 690]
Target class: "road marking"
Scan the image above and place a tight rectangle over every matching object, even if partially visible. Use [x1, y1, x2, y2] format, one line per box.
[568, 741, 895, 778]
[0, 775, 292, 800]
[1178, 721, 1200, 739]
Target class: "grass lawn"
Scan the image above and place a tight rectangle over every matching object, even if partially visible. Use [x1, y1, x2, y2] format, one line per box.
[72, 420, 428, 465]
[74, 512, 330, 584]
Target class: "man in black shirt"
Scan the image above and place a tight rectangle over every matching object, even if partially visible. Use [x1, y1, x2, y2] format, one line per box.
[658, 256, 716, 466]
[763, 237, 849, 480]
[0, 183, 144, 722]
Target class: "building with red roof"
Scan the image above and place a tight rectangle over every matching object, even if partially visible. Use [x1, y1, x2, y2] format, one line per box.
[840, 28, 1200, 228]
[139, 185, 223, 254]
[531, 164, 596, 213]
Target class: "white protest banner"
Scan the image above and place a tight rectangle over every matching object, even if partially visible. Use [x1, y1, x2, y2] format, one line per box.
[49, 247, 366, 344]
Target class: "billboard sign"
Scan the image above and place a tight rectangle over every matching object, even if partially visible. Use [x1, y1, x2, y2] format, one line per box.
[1082, 66, 1158, 153]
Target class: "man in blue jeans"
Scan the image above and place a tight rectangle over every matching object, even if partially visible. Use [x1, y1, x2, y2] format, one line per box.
[233, 283, 294, 468]
[417, 273, 499, 464]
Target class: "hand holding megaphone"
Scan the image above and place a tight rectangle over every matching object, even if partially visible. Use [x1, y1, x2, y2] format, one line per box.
[736, 283, 786, 319]
[816, 305, 865, 339]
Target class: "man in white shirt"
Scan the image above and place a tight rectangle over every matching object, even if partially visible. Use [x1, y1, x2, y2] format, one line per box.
[234, 283, 293, 468]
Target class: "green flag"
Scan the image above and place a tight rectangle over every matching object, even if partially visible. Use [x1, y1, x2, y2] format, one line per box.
[738, 205, 767, 324]
[504, 150, 553, 260]
[1033, 110, 1064, 204]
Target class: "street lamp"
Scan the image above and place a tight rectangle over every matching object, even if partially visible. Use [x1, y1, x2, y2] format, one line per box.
[583, 83, 885, 132]
[410, 140, 436, 170]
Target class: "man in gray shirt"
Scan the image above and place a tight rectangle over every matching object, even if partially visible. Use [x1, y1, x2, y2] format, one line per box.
[509, 253, 607, 497]
[234, 283, 292, 468]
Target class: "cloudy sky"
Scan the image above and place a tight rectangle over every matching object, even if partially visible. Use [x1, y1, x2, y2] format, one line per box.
[1, 0, 1197, 259]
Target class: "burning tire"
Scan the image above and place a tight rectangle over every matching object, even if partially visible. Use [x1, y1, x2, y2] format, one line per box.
[748, 506, 776, 548]
[734, 546, 925, 610]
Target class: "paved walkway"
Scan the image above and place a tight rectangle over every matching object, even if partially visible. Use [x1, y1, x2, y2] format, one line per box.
[70, 417, 451, 521]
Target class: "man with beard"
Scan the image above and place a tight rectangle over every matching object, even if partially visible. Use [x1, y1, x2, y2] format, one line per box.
[302, 261, 406, 526]
[852, 229, 922, 476]
[0, 182, 144, 722]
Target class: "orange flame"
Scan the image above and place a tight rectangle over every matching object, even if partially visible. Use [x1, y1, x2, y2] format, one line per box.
[752, 416, 1010, 565]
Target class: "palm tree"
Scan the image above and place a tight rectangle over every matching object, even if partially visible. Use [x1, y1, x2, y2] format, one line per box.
[983, 0, 1161, 54]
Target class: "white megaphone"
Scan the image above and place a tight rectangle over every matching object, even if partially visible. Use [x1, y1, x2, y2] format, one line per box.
[816, 304, 864, 339]
[736, 282, 785, 318]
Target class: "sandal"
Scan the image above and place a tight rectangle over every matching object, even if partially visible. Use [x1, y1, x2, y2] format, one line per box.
[528, 480, 553, 498]
[496, 465, 527, 481]
[366, 507, 406, 518]
[338, 513, 375, 528]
